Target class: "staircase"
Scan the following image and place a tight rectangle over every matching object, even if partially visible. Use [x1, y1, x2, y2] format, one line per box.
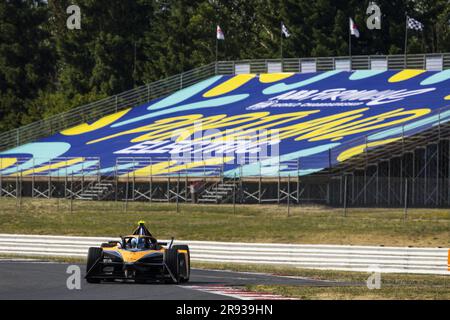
[198, 182, 238, 204]
[78, 180, 114, 201]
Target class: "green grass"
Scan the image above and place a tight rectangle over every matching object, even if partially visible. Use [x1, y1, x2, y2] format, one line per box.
[245, 284, 450, 300]
[0, 198, 449, 247]
[193, 262, 450, 300]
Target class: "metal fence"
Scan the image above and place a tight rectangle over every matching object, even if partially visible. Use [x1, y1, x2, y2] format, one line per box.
[216, 53, 450, 74]
[0, 53, 449, 152]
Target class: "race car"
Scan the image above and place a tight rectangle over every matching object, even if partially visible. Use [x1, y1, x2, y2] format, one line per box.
[85, 221, 190, 284]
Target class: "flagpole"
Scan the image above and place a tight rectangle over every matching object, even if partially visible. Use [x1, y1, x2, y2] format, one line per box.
[280, 23, 283, 60]
[349, 19, 352, 58]
[404, 16, 408, 69]
[349, 29, 351, 58]
[215, 25, 220, 74]
[216, 36, 218, 63]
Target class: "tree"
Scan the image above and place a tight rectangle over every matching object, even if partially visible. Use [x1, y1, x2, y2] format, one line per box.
[0, 0, 55, 130]
[1, 0, 449, 133]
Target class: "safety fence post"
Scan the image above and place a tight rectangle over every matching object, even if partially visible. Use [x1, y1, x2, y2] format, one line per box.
[114, 162, 118, 203]
[176, 172, 180, 213]
[233, 173, 236, 214]
[125, 171, 130, 213]
[404, 177, 408, 221]
[343, 175, 348, 217]
[150, 158, 153, 203]
[258, 161, 262, 204]
[48, 161, 52, 199]
[18, 171, 23, 212]
[70, 173, 74, 214]
[287, 174, 291, 217]
[15, 162, 19, 211]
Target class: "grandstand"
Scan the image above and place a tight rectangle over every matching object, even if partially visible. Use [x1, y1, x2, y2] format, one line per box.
[0, 53, 449, 208]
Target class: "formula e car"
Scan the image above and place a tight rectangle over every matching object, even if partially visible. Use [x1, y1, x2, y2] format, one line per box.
[85, 221, 190, 284]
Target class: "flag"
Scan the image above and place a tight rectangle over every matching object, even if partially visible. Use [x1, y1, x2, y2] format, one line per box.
[216, 25, 225, 40]
[349, 18, 360, 38]
[281, 22, 290, 38]
[407, 17, 424, 31]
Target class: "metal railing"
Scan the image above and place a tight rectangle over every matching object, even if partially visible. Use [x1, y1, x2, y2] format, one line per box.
[217, 53, 450, 74]
[1, 53, 449, 152]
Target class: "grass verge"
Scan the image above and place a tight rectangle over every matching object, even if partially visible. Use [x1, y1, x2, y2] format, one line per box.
[244, 284, 449, 300]
[0, 198, 449, 247]
[194, 262, 450, 300]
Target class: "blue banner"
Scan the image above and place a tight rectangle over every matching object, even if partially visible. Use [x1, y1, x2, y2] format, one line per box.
[1, 70, 450, 177]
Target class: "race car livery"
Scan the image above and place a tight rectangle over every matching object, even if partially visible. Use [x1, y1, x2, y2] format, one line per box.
[85, 221, 190, 284]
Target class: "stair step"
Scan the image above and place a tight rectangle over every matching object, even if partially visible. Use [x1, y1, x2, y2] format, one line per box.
[78, 197, 95, 201]
[218, 184, 237, 188]
[201, 195, 223, 199]
[80, 194, 99, 198]
[206, 190, 229, 195]
[81, 190, 101, 194]
[198, 199, 218, 203]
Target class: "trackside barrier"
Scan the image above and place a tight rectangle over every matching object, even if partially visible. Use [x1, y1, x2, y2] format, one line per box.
[0, 234, 448, 275]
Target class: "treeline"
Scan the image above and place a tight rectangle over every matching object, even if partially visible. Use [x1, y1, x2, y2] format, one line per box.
[0, 0, 449, 132]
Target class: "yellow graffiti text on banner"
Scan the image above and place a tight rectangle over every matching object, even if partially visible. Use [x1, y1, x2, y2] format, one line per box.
[126, 157, 234, 177]
[337, 138, 402, 162]
[85, 107, 430, 148]
[292, 108, 429, 142]
[0, 158, 17, 170]
[61, 108, 131, 136]
[203, 74, 255, 98]
[87, 114, 206, 145]
[445, 95, 450, 100]
[196, 112, 318, 142]
[388, 70, 426, 83]
[15, 158, 84, 176]
[259, 73, 295, 83]
[235, 108, 429, 144]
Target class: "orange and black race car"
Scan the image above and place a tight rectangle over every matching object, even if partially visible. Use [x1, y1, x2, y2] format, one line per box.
[85, 221, 190, 284]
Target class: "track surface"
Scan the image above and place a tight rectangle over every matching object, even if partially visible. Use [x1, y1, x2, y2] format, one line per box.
[0, 260, 345, 300]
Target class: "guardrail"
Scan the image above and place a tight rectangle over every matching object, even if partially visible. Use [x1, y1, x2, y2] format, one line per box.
[0, 53, 449, 152]
[0, 234, 448, 275]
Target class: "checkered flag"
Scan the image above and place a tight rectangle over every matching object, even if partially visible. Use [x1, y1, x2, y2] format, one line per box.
[407, 17, 424, 31]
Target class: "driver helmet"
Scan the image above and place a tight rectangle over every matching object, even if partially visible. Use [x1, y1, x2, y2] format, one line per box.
[137, 238, 146, 249]
[130, 237, 138, 249]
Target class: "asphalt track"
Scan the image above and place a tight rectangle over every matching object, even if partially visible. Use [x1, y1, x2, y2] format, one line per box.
[0, 260, 347, 300]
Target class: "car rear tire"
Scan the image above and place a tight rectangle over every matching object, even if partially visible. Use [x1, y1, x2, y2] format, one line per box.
[86, 247, 103, 284]
[165, 248, 180, 284]
[172, 245, 190, 283]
